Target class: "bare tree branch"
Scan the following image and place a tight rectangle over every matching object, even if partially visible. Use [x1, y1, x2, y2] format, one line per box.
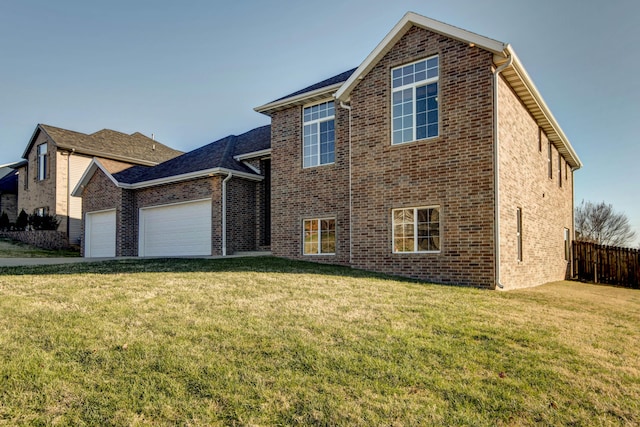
[575, 200, 637, 247]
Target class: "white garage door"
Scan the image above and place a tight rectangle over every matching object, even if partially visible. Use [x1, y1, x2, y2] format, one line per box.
[85, 210, 116, 257]
[139, 199, 212, 257]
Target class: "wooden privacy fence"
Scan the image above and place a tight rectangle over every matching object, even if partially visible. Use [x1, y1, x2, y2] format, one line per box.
[573, 241, 640, 288]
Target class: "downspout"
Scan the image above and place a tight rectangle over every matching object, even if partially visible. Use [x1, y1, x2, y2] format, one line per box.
[493, 51, 513, 290]
[340, 101, 353, 264]
[221, 171, 233, 256]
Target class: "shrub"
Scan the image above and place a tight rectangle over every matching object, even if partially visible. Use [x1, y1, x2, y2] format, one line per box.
[0, 212, 9, 231]
[15, 210, 29, 231]
[28, 213, 60, 231]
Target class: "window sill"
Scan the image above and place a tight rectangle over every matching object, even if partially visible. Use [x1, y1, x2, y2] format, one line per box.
[302, 162, 335, 170]
[390, 135, 439, 147]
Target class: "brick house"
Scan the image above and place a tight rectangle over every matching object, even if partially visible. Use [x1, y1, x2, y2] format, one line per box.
[73, 126, 270, 257]
[77, 12, 581, 289]
[255, 12, 581, 289]
[17, 124, 182, 245]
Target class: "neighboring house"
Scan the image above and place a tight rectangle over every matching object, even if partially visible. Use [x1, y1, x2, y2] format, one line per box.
[0, 169, 19, 223]
[73, 126, 271, 257]
[17, 124, 182, 245]
[77, 12, 581, 289]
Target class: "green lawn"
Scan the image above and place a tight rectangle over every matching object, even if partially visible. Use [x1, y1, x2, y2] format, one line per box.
[0, 237, 79, 258]
[0, 257, 638, 426]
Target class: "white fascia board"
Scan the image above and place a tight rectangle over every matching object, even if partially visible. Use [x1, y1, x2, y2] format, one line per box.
[56, 144, 160, 166]
[254, 83, 343, 114]
[502, 46, 583, 169]
[71, 158, 120, 197]
[233, 148, 272, 162]
[123, 167, 264, 190]
[0, 160, 27, 169]
[335, 12, 508, 102]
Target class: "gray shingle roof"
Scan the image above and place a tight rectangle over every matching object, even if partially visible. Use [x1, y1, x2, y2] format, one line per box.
[28, 124, 183, 165]
[271, 68, 357, 103]
[0, 169, 18, 194]
[113, 125, 271, 185]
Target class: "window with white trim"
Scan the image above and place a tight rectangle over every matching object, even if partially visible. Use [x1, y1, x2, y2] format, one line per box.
[303, 218, 336, 255]
[37, 143, 47, 180]
[392, 56, 439, 144]
[564, 228, 570, 261]
[303, 101, 335, 168]
[392, 206, 440, 253]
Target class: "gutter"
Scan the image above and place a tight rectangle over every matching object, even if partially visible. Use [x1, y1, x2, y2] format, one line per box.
[339, 101, 353, 264]
[221, 172, 233, 256]
[493, 49, 513, 290]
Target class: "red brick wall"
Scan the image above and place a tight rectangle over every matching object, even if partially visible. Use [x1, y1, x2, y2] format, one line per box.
[270, 102, 351, 265]
[350, 26, 496, 286]
[497, 76, 574, 289]
[226, 178, 257, 253]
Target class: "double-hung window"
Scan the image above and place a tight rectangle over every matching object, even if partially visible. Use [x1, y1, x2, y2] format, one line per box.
[303, 101, 335, 168]
[392, 56, 439, 144]
[37, 143, 47, 180]
[392, 206, 440, 253]
[303, 218, 336, 255]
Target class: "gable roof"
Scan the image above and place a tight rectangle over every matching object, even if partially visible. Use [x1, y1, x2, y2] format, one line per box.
[72, 125, 270, 196]
[255, 11, 581, 169]
[23, 124, 183, 166]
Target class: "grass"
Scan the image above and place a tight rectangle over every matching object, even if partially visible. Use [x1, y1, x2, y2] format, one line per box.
[0, 257, 638, 426]
[0, 237, 79, 258]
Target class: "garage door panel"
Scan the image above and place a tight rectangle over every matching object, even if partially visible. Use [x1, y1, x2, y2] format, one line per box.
[140, 199, 211, 257]
[86, 210, 116, 258]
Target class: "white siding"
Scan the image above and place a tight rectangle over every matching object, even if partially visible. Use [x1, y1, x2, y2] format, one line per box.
[68, 155, 92, 244]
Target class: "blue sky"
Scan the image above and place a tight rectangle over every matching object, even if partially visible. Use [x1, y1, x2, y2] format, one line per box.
[1, 0, 639, 245]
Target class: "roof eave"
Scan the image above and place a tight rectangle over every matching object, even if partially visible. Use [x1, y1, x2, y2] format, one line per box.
[56, 144, 161, 166]
[335, 11, 509, 102]
[71, 158, 120, 197]
[254, 83, 343, 116]
[497, 46, 582, 169]
[233, 148, 272, 162]
[124, 167, 264, 190]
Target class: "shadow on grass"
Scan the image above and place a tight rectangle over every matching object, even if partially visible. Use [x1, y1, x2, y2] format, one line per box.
[0, 256, 424, 285]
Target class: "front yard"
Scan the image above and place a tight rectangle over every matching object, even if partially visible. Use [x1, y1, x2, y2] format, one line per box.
[0, 257, 638, 425]
[0, 237, 79, 258]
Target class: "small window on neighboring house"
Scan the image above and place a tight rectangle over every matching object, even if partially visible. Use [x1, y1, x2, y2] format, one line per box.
[23, 167, 28, 190]
[565, 161, 569, 182]
[35, 207, 47, 216]
[538, 128, 542, 152]
[303, 218, 336, 255]
[303, 101, 335, 168]
[564, 228, 571, 261]
[392, 206, 441, 253]
[37, 143, 47, 180]
[391, 56, 439, 144]
[558, 156, 563, 187]
[547, 143, 553, 179]
[516, 208, 523, 262]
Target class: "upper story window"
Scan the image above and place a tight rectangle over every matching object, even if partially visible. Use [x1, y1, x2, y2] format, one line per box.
[37, 143, 47, 181]
[303, 101, 335, 168]
[391, 56, 439, 145]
